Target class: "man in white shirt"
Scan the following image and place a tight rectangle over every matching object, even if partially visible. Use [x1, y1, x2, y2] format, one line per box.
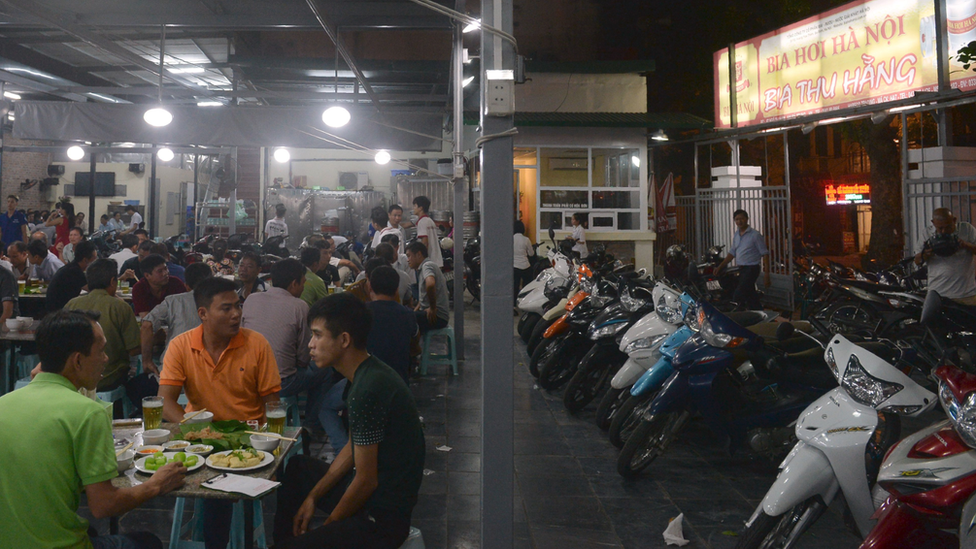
[370, 207, 401, 249]
[513, 220, 535, 303]
[265, 204, 289, 240]
[109, 234, 140, 275]
[125, 206, 142, 233]
[387, 204, 406, 254]
[413, 195, 442, 267]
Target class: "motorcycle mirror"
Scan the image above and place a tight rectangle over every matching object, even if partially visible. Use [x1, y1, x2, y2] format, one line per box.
[921, 290, 943, 326]
[775, 322, 796, 342]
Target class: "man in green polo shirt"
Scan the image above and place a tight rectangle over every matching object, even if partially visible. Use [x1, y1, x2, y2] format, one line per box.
[0, 310, 185, 549]
[66, 258, 143, 417]
[273, 293, 425, 549]
[300, 246, 329, 307]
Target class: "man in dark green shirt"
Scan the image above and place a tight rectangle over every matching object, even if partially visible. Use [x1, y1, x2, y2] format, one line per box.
[274, 293, 425, 549]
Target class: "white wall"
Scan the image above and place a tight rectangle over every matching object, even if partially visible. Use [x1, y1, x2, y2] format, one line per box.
[516, 73, 648, 113]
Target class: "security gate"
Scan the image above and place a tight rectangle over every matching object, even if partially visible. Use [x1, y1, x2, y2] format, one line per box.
[696, 186, 794, 312]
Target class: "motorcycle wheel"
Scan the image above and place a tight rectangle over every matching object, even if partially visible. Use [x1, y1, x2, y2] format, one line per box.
[538, 338, 587, 390]
[595, 386, 628, 432]
[563, 346, 626, 413]
[733, 498, 821, 549]
[617, 411, 688, 478]
[519, 313, 541, 343]
[527, 317, 556, 356]
[529, 336, 559, 378]
[466, 276, 481, 301]
[608, 392, 657, 449]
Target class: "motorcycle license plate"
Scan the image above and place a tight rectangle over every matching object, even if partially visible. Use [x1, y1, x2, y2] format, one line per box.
[706, 280, 722, 291]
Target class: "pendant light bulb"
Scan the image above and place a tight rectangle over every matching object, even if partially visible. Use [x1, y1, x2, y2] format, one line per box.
[322, 106, 351, 128]
[144, 107, 173, 127]
[274, 148, 291, 163]
[66, 145, 85, 161]
[157, 147, 175, 162]
[375, 150, 391, 165]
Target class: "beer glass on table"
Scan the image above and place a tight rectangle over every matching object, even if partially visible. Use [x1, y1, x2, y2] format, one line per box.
[266, 402, 286, 435]
[143, 396, 164, 430]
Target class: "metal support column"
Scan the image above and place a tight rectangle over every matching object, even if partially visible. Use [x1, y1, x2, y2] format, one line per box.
[480, 0, 515, 546]
[88, 148, 96, 234]
[900, 112, 910, 256]
[452, 1, 466, 360]
[229, 147, 237, 236]
[149, 147, 157, 236]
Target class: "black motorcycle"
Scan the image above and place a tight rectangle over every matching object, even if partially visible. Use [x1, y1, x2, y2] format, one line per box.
[463, 237, 481, 301]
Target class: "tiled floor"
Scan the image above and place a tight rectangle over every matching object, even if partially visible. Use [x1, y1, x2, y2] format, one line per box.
[77, 306, 942, 548]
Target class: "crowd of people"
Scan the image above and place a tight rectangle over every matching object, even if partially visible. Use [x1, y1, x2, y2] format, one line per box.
[0, 197, 453, 549]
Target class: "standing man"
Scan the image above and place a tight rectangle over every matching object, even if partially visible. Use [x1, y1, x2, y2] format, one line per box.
[914, 207, 976, 305]
[124, 205, 143, 234]
[715, 209, 770, 311]
[387, 204, 406, 254]
[412, 196, 442, 267]
[0, 194, 29, 247]
[0, 310, 185, 549]
[273, 294, 424, 549]
[266, 204, 289, 240]
[27, 239, 64, 282]
[65, 259, 143, 417]
[46, 240, 97, 312]
[131, 254, 188, 317]
[406, 241, 449, 332]
[157, 277, 281, 549]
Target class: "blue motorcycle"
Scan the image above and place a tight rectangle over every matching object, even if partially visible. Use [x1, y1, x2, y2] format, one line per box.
[616, 301, 835, 478]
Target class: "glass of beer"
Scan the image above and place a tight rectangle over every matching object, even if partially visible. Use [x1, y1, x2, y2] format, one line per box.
[266, 402, 287, 434]
[142, 396, 164, 430]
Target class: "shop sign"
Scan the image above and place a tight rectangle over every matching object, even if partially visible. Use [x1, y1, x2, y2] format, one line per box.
[715, 0, 976, 128]
[825, 182, 871, 205]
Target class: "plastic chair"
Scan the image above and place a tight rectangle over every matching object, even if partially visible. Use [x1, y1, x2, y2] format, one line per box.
[400, 527, 426, 549]
[420, 327, 458, 376]
[169, 498, 267, 549]
[96, 385, 133, 418]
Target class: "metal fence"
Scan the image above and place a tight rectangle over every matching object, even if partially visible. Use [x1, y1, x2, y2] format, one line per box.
[905, 177, 976, 253]
[655, 195, 697, 259]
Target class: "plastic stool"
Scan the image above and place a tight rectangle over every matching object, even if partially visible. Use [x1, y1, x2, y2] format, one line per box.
[14, 376, 29, 390]
[15, 352, 38, 379]
[420, 327, 458, 376]
[280, 395, 301, 427]
[400, 527, 426, 549]
[169, 498, 267, 549]
[96, 385, 133, 418]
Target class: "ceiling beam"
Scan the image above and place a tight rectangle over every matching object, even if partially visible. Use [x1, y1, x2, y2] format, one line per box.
[50, 85, 448, 103]
[0, 68, 91, 101]
[0, 41, 117, 87]
[0, 30, 233, 44]
[305, 0, 382, 108]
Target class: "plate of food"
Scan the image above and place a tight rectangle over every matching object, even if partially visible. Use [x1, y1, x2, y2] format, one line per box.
[134, 452, 204, 474]
[206, 449, 273, 472]
[162, 440, 192, 451]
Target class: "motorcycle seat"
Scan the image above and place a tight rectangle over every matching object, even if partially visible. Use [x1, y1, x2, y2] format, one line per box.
[843, 278, 906, 294]
[727, 311, 769, 327]
[767, 347, 837, 389]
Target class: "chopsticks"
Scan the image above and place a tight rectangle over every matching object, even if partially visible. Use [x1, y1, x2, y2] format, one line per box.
[115, 441, 134, 457]
[180, 408, 208, 424]
[245, 430, 298, 442]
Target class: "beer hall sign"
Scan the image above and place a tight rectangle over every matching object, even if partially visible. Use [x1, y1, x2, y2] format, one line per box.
[715, 0, 976, 128]
[825, 182, 872, 205]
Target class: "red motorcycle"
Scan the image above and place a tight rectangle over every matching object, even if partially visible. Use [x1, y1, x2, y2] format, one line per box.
[861, 362, 976, 549]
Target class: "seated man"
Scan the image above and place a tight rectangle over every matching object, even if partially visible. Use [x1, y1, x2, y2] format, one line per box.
[274, 294, 425, 549]
[380, 233, 410, 274]
[66, 258, 143, 416]
[27, 238, 64, 282]
[108, 233, 139, 274]
[0, 310, 185, 549]
[46, 240, 97, 312]
[374, 242, 414, 306]
[158, 276, 281, 549]
[346, 258, 399, 303]
[7, 240, 32, 279]
[406, 241, 450, 332]
[236, 251, 266, 301]
[141, 262, 212, 373]
[242, 258, 347, 452]
[0, 258, 18, 328]
[366, 266, 418, 384]
[300, 246, 330, 307]
[132, 254, 187, 317]
[120, 240, 154, 282]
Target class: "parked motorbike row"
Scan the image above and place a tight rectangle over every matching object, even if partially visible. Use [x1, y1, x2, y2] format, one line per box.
[516, 245, 976, 548]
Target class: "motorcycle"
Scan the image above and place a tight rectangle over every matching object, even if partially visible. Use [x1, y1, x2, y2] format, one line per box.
[616, 301, 834, 478]
[517, 222, 573, 340]
[463, 236, 481, 301]
[736, 328, 935, 549]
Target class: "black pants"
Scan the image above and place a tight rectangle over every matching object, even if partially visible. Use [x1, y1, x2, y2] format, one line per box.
[273, 456, 411, 549]
[514, 267, 532, 305]
[415, 311, 448, 333]
[734, 265, 763, 311]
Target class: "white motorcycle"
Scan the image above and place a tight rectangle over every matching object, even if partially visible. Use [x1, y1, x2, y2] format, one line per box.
[736, 328, 936, 549]
[517, 234, 573, 342]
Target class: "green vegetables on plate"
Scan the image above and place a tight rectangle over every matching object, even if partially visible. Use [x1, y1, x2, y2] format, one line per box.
[144, 451, 199, 471]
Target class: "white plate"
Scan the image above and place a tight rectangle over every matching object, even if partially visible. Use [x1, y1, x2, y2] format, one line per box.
[206, 450, 274, 472]
[133, 452, 205, 475]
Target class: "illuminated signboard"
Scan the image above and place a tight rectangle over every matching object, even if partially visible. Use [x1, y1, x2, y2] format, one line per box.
[825, 183, 871, 205]
[714, 0, 976, 128]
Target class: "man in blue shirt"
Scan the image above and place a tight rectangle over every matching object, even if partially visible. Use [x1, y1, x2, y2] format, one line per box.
[0, 195, 29, 246]
[716, 209, 770, 310]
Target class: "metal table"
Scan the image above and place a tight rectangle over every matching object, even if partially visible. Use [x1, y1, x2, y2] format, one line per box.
[0, 319, 38, 394]
[112, 422, 298, 549]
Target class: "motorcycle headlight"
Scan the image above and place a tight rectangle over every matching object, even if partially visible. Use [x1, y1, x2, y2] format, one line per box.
[684, 305, 701, 333]
[841, 354, 903, 407]
[580, 279, 595, 295]
[623, 333, 668, 355]
[700, 317, 746, 348]
[656, 295, 683, 324]
[589, 322, 628, 340]
[621, 290, 646, 313]
[939, 382, 976, 449]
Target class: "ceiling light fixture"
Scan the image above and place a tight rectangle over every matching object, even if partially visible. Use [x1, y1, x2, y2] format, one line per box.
[631, 156, 640, 167]
[375, 150, 391, 165]
[3, 91, 21, 100]
[66, 145, 85, 161]
[463, 19, 481, 33]
[322, 106, 351, 128]
[650, 129, 669, 142]
[273, 148, 291, 163]
[462, 76, 475, 87]
[145, 25, 173, 127]
[196, 101, 223, 107]
[157, 147, 175, 162]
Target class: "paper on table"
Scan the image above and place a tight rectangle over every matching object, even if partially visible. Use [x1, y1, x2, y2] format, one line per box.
[202, 473, 280, 498]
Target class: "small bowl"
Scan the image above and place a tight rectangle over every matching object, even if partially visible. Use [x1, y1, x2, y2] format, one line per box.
[134, 445, 165, 456]
[142, 429, 171, 445]
[116, 449, 135, 473]
[162, 440, 191, 451]
[249, 434, 279, 452]
[182, 411, 214, 426]
[5, 319, 20, 331]
[185, 444, 214, 457]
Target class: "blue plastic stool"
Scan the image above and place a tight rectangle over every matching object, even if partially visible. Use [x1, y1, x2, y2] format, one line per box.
[169, 498, 267, 549]
[96, 385, 133, 418]
[420, 327, 458, 376]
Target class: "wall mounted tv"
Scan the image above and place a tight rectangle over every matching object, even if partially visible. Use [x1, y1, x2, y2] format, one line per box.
[74, 172, 117, 197]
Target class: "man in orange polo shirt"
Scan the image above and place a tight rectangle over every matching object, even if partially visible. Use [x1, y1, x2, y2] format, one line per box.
[158, 276, 281, 549]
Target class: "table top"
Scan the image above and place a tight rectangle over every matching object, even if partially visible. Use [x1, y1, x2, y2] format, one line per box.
[0, 319, 39, 341]
[111, 423, 298, 500]
[19, 291, 133, 302]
